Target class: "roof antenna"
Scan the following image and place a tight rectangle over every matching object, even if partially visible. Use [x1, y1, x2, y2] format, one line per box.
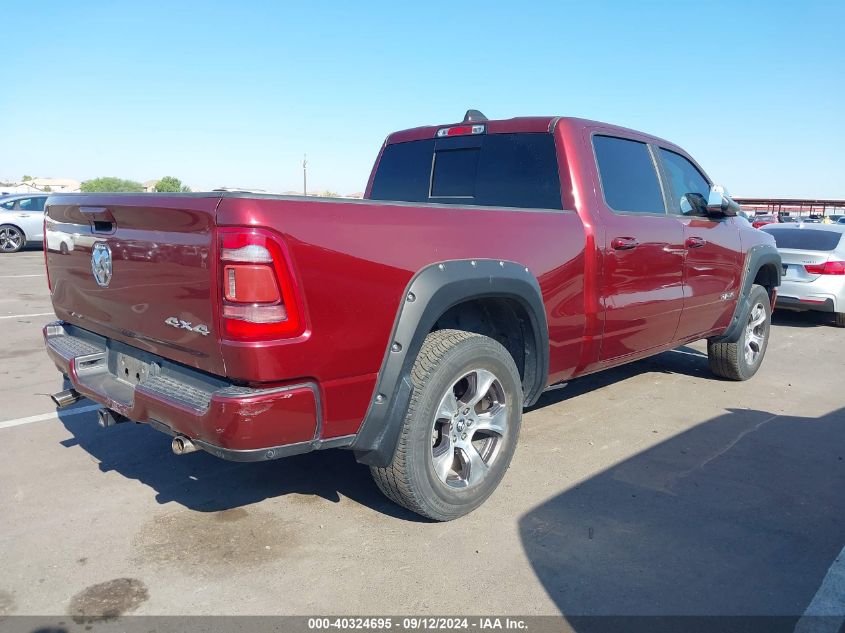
[463, 109, 488, 123]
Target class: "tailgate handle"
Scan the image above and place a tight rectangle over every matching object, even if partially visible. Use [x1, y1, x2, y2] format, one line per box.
[80, 206, 116, 234]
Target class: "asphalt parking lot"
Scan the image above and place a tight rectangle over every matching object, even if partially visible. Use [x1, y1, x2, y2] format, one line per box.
[1, 247, 843, 626]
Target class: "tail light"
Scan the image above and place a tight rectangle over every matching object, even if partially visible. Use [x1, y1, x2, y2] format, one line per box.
[804, 261, 845, 275]
[218, 228, 303, 340]
[43, 214, 51, 292]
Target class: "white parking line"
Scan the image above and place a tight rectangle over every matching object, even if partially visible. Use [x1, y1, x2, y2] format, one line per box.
[0, 312, 54, 320]
[0, 274, 44, 278]
[794, 545, 845, 632]
[0, 404, 101, 430]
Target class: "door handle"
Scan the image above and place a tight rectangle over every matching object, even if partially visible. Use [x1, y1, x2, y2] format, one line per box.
[611, 237, 640, 251]
[80, 206, 116, 234]
[686, 236, 707, 249]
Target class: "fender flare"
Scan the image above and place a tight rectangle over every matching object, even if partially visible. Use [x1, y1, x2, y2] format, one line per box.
[351, 259, 549, 467]
[711, 243, 781, 343]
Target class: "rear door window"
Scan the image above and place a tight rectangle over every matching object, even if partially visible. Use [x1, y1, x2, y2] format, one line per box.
[20, 197, 46, 211]
[370, 133, 562, 210]
[762, 228, 843, 251]
[593, 135, 665, 214]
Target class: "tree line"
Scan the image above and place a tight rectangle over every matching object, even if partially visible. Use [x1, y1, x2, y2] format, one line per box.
[80, 176, 191, 193]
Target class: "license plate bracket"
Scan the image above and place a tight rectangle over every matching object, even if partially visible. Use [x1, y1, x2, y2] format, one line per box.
[115, 352, 152, 385]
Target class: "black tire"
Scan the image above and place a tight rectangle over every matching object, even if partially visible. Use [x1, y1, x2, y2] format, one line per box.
[0, 225, 25, 253]
[834, 312, 845, 328]
[370, 329, 523, 521]
[707, 284, 772, 381]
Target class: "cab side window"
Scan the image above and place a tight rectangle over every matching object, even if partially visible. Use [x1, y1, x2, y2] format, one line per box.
[0, 200, 15, 210]
[593, 135, 665, 214]
[659, 148, 710, 215]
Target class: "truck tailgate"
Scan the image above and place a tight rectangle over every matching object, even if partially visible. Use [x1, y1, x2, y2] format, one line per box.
[45, 194, 225, 376]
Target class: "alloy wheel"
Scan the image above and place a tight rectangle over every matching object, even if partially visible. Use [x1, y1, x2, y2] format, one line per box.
[430, 368, 508, 489]
[0, 227, 23, 252]
[744, 302, 767, 365]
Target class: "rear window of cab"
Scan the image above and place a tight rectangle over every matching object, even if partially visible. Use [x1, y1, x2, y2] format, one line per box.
[370, 133, 562, 210]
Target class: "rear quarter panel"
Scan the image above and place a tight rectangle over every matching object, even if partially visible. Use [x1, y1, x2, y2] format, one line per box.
[216, 196, 587, 437]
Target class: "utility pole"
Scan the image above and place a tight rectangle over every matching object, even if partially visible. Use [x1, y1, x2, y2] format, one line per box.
[302, 154, 308, 196]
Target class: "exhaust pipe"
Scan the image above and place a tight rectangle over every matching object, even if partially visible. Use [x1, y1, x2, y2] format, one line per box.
[172, 435, 198, 455]
[52, 388, 82, 409]
[97, 408, 129, 428]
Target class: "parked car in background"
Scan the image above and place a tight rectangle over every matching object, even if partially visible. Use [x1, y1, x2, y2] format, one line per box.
[0, 194, 48, 252]
[752, 214, 779, 229]
[837, 217, 845, 224]
[761, 223, 845, 327]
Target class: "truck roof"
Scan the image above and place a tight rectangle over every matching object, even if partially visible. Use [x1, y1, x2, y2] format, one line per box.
[386, 115, 679, 150]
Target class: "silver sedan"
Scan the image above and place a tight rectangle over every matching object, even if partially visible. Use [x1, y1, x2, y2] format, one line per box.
[761, 223, 845, 327]
[0, 194, 48, 253]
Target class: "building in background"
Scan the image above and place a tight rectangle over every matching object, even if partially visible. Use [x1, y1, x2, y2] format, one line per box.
[0, 178, 80, 195]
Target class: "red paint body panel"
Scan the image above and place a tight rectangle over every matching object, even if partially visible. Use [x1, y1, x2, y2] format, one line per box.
[44, 116, 765, 455]
[214, 196, 588, 391]
[45, 195, 224, 374]
[676, 217, 742, 339]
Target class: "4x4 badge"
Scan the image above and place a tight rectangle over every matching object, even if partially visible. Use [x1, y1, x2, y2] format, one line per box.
[165, 316, 210, 336]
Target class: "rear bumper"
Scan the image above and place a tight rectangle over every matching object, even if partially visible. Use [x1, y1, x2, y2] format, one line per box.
[776, 278, 842, 313]
[43, 321, 353, 461]
[775, 295, 835, 312]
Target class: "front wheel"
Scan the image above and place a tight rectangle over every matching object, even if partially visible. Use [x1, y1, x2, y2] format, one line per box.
[370, 329, 523, 521]
[707, 284, 772, 381]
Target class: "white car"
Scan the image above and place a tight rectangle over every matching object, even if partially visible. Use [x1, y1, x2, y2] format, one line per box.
[0, 194, 48, 253]
[761, 223, 845, 327]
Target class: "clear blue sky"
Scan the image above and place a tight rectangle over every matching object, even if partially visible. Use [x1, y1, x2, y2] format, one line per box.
[3, 0, 843, 197]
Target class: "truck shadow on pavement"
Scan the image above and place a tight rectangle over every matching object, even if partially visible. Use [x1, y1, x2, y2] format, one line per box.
[519, 405, 845, 630]
[54, 345, 719, 522]
[55, 386, 418, 521]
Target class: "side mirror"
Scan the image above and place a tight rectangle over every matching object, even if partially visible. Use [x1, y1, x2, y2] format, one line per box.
[706, 185, 739, 218]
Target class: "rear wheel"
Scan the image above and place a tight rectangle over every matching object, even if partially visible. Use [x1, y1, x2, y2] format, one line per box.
[0, 225, 25, 253]
[370, 329, 522, 521]
[707, 284, 772, 381]
[834, 312, 845, 328]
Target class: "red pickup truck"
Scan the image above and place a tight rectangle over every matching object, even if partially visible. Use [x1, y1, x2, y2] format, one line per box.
[44, 112, 780, 520]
